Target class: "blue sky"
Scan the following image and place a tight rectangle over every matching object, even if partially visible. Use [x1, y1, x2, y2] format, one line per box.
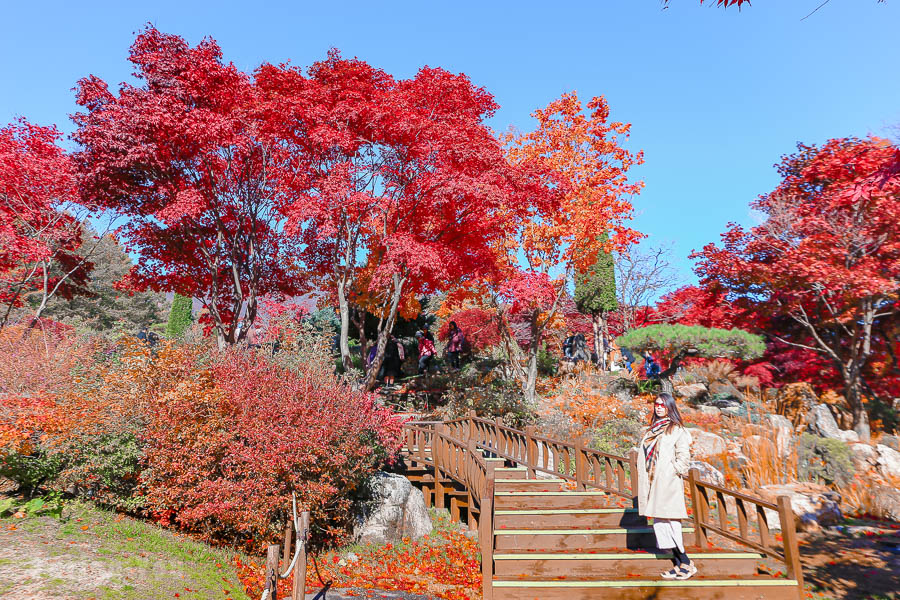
[2, 1, 898, 287]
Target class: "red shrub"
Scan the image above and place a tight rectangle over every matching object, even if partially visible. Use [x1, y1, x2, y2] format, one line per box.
[141, 347, 402, 551]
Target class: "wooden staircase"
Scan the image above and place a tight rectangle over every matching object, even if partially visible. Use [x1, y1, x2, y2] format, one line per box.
[400, 415, 804, 599]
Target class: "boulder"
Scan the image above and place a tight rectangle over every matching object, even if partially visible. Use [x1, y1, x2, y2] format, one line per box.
[871, 486, 900, 522]
[354, 472, 432, 544]
[839, 430, 860, 444]
[807, 404, 842, 440]
[720, 405, 744, 418]
[742, 435, 777, 459]
[881, 434, 900, 452]
[698, 405, 721, 417]
[708, 381, 744, 402]
[766, 414, 794, 457]
[707, 395, 742, 410]
[876, 444, 900, 479]
[766, 414, 793, 430]
[758, 483, 843, 531]
[849, 443, 878, 469]
[690, 429, 727, 458]
[689, 460, 725, 487]
[675, 383, 708, 402]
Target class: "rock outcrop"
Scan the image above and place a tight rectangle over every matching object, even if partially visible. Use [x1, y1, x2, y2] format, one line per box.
[354, 473, 432, 544]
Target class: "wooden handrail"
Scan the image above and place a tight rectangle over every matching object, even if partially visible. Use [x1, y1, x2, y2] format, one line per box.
[400, 417, 804, 599]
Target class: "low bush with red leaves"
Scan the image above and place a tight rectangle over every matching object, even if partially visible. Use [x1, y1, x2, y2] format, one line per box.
[142, 346, 402, 550]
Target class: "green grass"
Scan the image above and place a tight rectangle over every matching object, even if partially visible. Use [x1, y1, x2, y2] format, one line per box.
[0, 499, 251, 600]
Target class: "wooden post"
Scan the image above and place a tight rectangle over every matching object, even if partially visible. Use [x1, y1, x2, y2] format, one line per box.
[524, 426, 537, 478]
[776, 495, 804, 597]
[265, 544, 281, 600]
[574, 438, 586, 491]
[434, 424, 445, 510]
[467, 409, 477, 442]
[480, 463, 496, 600]
[281, 521, 293, 573]
[292, 511, 310, 600]
[494, 417, 504, 458]
[688, 468, 708, 548]
[628, 449, 639, 504]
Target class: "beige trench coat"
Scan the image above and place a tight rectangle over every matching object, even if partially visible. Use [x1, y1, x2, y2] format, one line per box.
[636, 425, 692, 520]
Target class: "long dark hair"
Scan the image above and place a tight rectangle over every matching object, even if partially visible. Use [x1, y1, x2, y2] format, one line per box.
[650, 392, 684, 433]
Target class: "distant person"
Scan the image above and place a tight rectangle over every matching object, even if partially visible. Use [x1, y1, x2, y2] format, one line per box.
[446, 321, 465, 370]
[421, 324, 435, 343]
[416, 330, 436, 374]
[366, 345, 378, 372]
[621, 346, 636, 373]
[644, 352, 661, 379]
[571, 333, 590, 363]
[247, 325, 262, 349]
[383, 335, 404, 385]
[562, 332, 576, 360]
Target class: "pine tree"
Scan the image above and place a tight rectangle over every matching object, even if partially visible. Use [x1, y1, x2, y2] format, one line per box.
[575, 235, 618, 367]
[36, 227, 166, 333]
[165, 294, 193, 339]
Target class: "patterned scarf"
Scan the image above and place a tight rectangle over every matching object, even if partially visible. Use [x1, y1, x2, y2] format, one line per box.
[643, 417, 671, 483]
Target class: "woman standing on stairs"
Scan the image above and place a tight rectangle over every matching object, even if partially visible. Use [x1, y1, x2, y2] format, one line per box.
[636, 392, 696, 580]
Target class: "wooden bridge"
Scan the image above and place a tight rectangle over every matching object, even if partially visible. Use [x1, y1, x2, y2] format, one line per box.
[399, 413, 804, 599]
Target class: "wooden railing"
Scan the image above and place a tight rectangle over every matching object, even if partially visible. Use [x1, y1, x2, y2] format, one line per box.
[689, 469, 804, 590]
[400, 413, 804, 598]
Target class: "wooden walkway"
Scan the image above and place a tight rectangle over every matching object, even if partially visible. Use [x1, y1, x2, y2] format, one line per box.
[399, 414, 804, 599]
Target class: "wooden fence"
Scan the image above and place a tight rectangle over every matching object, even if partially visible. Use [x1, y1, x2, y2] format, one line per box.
[260, 496, 317, 600]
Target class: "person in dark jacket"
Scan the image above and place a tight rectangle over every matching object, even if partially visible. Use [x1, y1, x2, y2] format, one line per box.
[383, 335, 404, 385]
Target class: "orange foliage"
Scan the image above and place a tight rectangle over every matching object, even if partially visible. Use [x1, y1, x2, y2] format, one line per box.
[234, 527, 481, 600]
[504, 91, 644, 273]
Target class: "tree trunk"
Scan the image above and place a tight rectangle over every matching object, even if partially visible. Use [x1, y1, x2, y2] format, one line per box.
[337, 278, 353, 373]
[843, 367, 871, 442]
[354, 307, 368, 371]
[658, 350, 688, 396]
[364, 272, 406, 392]
[591, 313, 603, 369]
[524, 316, 541, 404]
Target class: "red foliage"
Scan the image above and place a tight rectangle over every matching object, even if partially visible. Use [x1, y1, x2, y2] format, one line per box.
[437, 308, 501, 352]
[73, 27, 304, 347]
[693, 137, 900, 431]
[140, 346, 402, 550]
[0, 120, 90, 329]
[653, 285, 742, 329]
[258, 51, 521, 384]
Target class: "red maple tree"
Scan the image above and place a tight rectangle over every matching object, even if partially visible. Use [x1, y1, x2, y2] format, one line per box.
[693, 137, 900, 439]
[260, 53, 518, 388]
[0, 120, 96, 332]
[73, 27, 303, 348]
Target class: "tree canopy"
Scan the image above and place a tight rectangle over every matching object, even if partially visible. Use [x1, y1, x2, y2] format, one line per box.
[616, 323, 765, 362]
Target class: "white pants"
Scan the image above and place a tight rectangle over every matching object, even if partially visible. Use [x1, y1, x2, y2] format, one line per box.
[652, 518, 685, 552]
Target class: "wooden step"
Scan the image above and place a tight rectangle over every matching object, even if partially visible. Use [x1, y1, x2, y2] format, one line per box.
[494, 478, 569, 492]
[493, 550, 764, 578]
[495, 491, 610, 510]
[492, 577, 800, 600]
[495, 508, 645, 529]
[494, 467, 528, 480]
[493, 527, 695, 551]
